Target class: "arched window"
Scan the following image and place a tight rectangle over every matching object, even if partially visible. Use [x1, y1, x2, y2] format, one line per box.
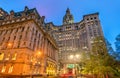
[12, 53, 17, 60]
[8, 65, 13, 73]
[0, 52, 4, 60]
[1, 65, 6, 73]
[5, 53, 10, 60]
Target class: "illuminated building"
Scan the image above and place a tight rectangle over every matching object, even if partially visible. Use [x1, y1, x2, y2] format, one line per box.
[45, 8, 104, 73]
[0, 7, 58, 76]
[0, 8, 8, 17]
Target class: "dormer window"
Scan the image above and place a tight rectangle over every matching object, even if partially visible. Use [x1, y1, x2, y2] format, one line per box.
[0, 14, 2, 16]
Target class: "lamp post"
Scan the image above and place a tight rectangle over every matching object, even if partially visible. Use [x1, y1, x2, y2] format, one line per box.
[35, 51, 42, 74]
[7, 43, 12, 60]
[69, 54, 80, 77]
[7, 43, 12, 58]
[30, 50, 42, 77]
[8, 43, 12, 47]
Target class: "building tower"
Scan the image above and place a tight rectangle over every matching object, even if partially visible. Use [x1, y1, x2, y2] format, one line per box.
[45, 8, 104, 74]
[63, 8, 74, 25]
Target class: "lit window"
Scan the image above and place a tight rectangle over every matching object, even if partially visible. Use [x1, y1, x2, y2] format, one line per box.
[12, 53, 17, 60]
[8, 65, 13, 73]
[0, 14, 2, 16]
[0, 53, 4, 60]
[5, 53, 10, 60]
[1, 65, 6, 73]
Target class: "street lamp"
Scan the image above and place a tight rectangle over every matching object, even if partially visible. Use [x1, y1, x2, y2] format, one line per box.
[5, 43, 12, 60]
[8, 43, 12, 47]
[8, 42, 12, 49]
[37, 51, 42, 56]
[69, 54, 80, 77]
[30, 50, 42, 76]
[36, 50, 42, 69]
[69, 55, 74, 59]
[75, 54, 79, 59]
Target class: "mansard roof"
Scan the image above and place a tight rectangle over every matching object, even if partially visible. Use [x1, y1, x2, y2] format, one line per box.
[14, 8, 39, 17]
[0, 8, 8, 14]
[0, 8, 8, 20]
[83, 12, 99, 17]
[0, 6, 41, 20]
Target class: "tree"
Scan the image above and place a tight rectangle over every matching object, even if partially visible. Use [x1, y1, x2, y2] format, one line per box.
[105, 39, 114, 56]
[92, 36, 108, 56]
[83, 36, 120, 78]
[115, 34, 120, 60]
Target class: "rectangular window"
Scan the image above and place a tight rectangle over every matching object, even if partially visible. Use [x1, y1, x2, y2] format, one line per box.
[0, 53, 4, 60]
[0, 31, 3, 35]
[21, 27, 24, 32]
[14, 36, 16, 40]
[36, 30, 38, 35]
[8, 65, 13, 73]
[8, 37, 10, 41]
[15, 29, 18, 33]
[12, 53, 17, 60]
[19, 35, 22, 40]
[10, 29, 13, 34]
[2, 37, 5, 42]
[4, 30, 7, 35]
[75, 26, 78, 30]
[1, 65, 6, 73]
[5, 53, 10, 60]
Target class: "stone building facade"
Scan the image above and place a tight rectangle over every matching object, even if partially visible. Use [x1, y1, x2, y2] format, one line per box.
[45, 8, 104, 73]
[0, 7, 58, 76]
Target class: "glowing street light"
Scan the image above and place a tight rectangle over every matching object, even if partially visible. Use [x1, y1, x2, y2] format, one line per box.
[30, 50, 42, 75]
[8, 43, 12, 48]
[70, 55, 74, 59]
[69, 54, 80, 60]
[68, 54, 81, 76]
[75, 54, 79, 59]
[37, 51, 42, 56]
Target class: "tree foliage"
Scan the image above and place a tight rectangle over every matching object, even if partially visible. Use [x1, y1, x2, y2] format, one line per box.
[83, 36, 120, 78]
[115, 34, 120, 60]
[105, 39, 114, 56]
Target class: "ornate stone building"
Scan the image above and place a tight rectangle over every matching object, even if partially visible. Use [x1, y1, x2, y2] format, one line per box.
[45, 8, 104, 73]
[0, 7, 58, 76]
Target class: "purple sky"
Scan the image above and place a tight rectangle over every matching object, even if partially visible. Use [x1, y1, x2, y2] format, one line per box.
[0, 0, 120, 50]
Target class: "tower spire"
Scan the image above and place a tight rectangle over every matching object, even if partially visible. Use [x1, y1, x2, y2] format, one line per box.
[63, 8, 74, 25]
[66, 8, 70, 15]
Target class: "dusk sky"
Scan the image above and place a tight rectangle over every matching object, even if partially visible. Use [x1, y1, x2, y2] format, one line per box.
[0, 0, 120, 50]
